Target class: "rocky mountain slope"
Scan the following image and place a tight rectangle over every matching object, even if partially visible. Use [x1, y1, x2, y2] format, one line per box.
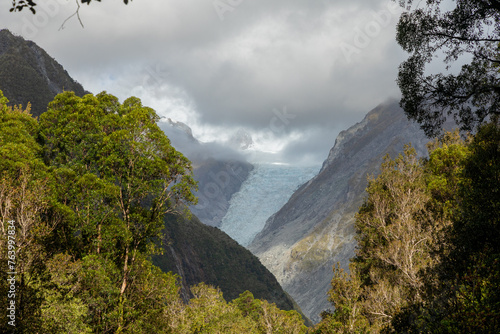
[249, 100, 432, 323]
[0, 29, 87, 117]
[153, 212, 302, 315]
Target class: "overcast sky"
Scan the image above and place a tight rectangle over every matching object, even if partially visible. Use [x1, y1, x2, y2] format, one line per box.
[1, 0, 409, 165]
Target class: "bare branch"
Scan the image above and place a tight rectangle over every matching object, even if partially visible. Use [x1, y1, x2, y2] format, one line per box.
[59, 0, 84, 31]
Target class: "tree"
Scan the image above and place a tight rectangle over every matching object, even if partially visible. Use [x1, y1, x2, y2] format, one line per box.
[233, 290, 307, 334]
[436, 120, 500, 332]
[38, 91, 197, 332]
[316, 264, 368, 333]
[317, 140, 474, 333]
[0, 90, 55, 333]
[10, 0, 130, 15]
[316, 147, 437, 333]
[0, 88, 307, 332]
[396, 0, 500, 136]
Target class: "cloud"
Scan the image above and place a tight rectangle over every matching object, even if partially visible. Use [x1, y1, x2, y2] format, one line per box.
[157, 120, 247, 164]
[0, 0, 407, 165]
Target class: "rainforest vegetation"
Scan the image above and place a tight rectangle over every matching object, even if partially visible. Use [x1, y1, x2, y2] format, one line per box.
[0, 91, 308, 333]
[315, 123, 500, 333]
[2, 0, 499, 333]
[1, 88, 498, 334]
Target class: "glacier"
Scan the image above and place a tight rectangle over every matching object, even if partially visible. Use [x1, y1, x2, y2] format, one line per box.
[220, 163, 319, 247]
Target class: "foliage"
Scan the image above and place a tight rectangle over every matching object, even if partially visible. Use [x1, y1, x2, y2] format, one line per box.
[161, 284, 308, 334]
[10, 0, 130, 14]
[317, 123, 500, 333]
[395, 0, 500, 136]
[424, 120, 500, 333]
[36, 91, 198, 332]
[454, 121, 500, 261]
[0, 90, 52, 333]
[319, 146, 438, 333]
[320, 264, 368, 333]
[0, 89, 307, 333]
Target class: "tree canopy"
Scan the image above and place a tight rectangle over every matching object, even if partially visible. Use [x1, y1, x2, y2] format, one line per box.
[396, 0, 500, 136]
[0, 89, 309, 332]
[315, 122, 500, 333]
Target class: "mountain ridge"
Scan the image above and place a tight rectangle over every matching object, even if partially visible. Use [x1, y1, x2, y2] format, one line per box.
[249, 100, 432, 322]
[153, 211, 301, 315]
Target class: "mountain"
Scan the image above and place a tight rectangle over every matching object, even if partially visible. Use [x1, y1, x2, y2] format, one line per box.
[153, 125, 310, 319]
[0, 29, 87, 118]
[248, 100, 432, 323]
[158, 120, 254, 227]
[152, 212, 304, 317]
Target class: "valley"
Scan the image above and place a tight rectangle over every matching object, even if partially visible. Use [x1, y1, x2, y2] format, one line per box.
[213, 100, 432, 322]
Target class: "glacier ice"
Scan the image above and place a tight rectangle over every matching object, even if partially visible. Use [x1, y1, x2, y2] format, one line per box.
[220, 163, 319, 247]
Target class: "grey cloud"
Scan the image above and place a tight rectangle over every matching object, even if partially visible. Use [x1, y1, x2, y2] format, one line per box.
[157, 121, 247, 163]
[0, 0, 407, 164]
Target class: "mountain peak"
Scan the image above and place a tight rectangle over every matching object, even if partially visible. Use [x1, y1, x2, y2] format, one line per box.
[0, 29, 88, 117]
[320, 99, 403, 173]
[167, 118, 194, 138]
[249, 100, 431, 322]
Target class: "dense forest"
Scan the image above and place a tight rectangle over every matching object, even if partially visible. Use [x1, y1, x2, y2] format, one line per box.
[1, 90, 498, 333]
[0, 91, 308, 333]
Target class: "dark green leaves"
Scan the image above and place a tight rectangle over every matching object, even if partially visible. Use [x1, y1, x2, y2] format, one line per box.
[10, 0, 37, 14]
[396, 0, 500, 136]
[10, 0, 131, 14]
[39, 91, 197, 260]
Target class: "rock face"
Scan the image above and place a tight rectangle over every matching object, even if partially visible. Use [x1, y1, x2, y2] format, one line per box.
[249, 100, 431, 323]
[0, 29, 87, 117]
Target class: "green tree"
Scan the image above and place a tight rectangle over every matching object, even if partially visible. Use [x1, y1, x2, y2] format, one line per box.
[396, 0, 500, 136]
[380, 124, 498, 333]
[38, 91, 197, 332]
[38, 253, 92, 334]
[170, 283, 255, 333]
[389, 132, 471, 333]
[233, 290, 308, 334]
[429, 120, 500, 333]
[317, 140, 474, 333]
[314, 264, 368, 334]
[454, 121, 500, 261]
[0, 88, 306, 333]
[0, 90, 55, 332]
